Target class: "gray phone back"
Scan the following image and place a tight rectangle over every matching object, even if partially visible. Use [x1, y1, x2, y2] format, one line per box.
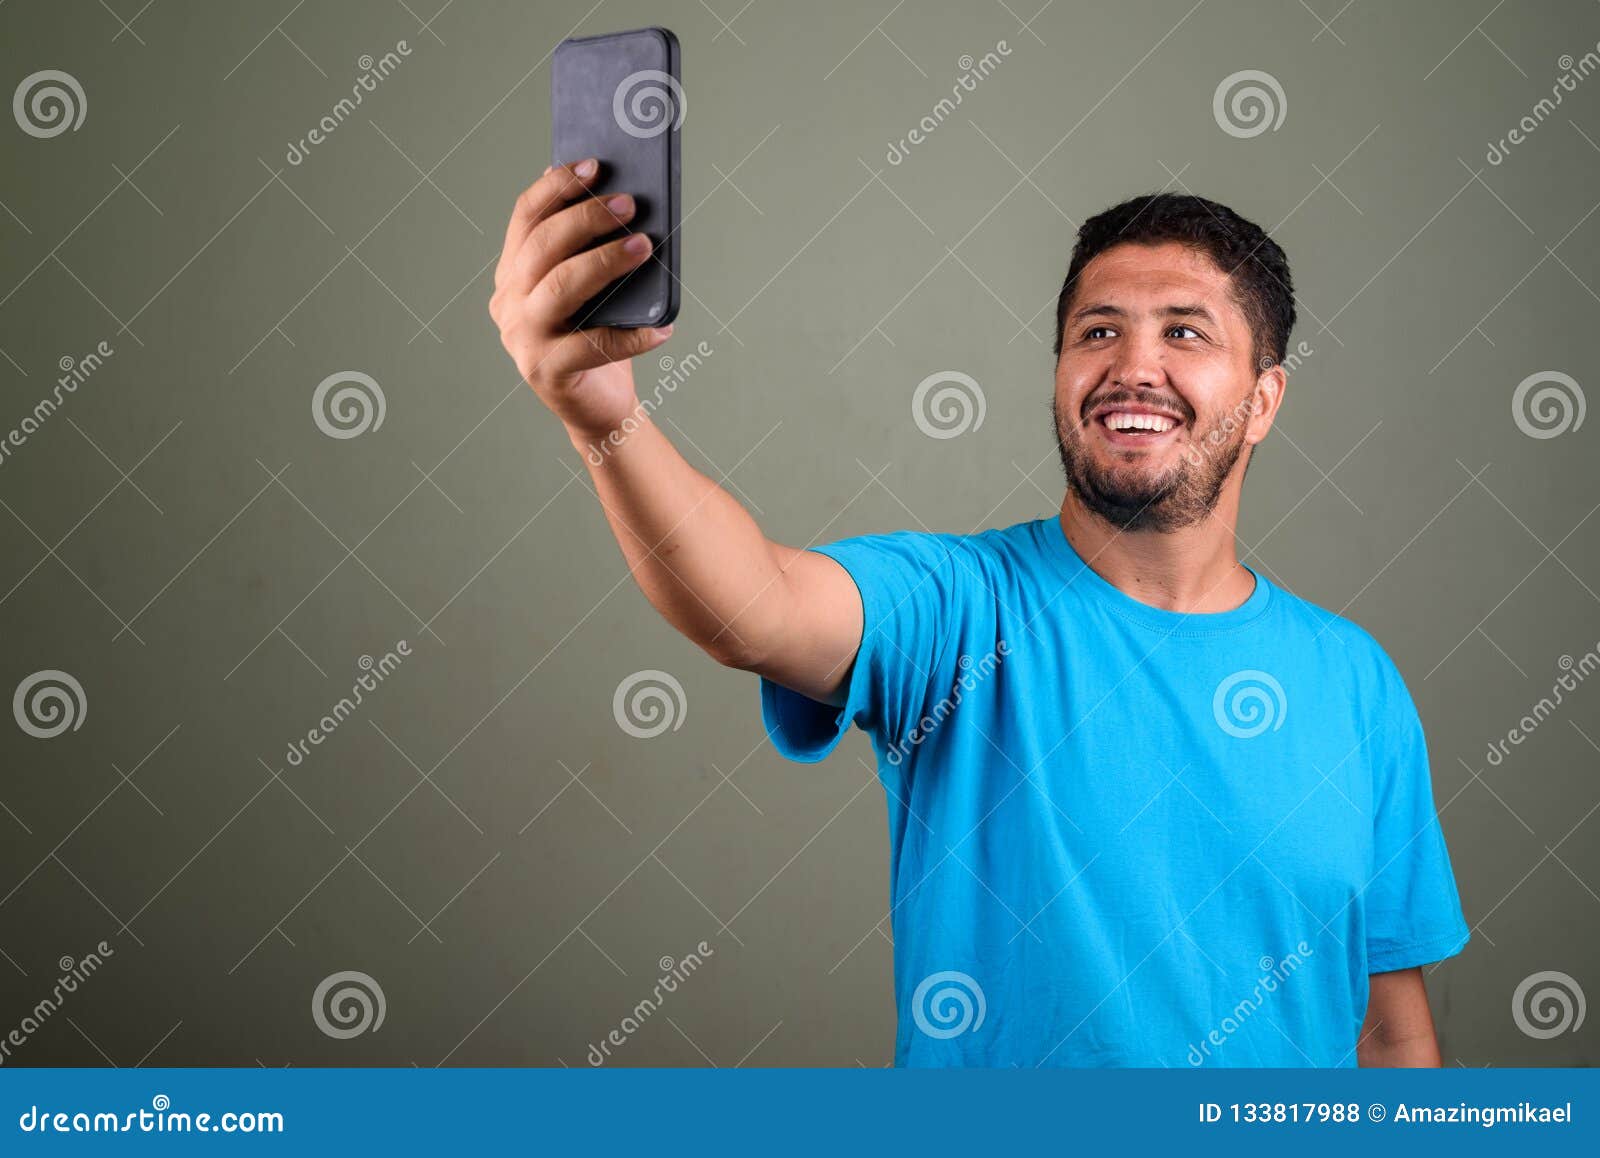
[551, 27, 681, 328]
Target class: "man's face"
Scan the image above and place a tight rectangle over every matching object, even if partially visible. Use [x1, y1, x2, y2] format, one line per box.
[1053, 240, 1276, 532]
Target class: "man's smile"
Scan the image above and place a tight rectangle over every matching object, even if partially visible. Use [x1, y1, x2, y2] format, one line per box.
[1086, 402, 1188, 448]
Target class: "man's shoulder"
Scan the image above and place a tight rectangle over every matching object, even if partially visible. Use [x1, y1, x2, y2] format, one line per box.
[1267, 581, 1413, 706]
[818, 517, 1048, 574]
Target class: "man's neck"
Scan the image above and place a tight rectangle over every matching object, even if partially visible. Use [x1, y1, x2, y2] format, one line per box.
[1057, 490, 1257, 614]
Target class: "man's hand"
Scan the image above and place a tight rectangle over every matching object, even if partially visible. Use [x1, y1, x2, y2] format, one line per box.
[489, 159, 675, 441]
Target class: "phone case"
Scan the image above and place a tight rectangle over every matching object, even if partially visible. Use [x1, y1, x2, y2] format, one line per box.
[551, 27, 681, 329]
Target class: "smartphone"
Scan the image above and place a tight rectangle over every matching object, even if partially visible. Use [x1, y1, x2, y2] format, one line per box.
[551, 27, 681, 329]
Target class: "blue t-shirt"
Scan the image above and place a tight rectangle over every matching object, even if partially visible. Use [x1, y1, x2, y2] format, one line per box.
[759, 515, 1469, 1067]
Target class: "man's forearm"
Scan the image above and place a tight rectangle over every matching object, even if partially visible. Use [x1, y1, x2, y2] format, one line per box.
[567, 412, 790, 667]
[491, 163, 859, 702]
[1357, 969, 1443, 1067]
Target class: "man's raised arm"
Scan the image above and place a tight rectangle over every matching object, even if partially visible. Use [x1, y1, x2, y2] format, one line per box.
[488, 162, 861, 705]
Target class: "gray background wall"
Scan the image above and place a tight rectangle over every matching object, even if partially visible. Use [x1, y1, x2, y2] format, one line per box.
[0, 0, 1595, 1067]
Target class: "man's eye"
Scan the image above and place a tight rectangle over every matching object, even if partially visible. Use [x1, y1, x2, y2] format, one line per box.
[1168, 325, 1201, 340]
[1084, 326, 1115, 340]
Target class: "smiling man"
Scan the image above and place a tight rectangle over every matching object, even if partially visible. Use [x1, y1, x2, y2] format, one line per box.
[491, 173, 1469, 1067]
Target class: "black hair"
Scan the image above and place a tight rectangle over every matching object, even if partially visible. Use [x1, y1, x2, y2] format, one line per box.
[1052, 192, 1295, 370]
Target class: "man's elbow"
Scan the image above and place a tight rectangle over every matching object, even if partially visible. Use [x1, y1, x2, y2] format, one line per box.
[1358, 1026, 1441, 1067]
[697, 632, 768, 673]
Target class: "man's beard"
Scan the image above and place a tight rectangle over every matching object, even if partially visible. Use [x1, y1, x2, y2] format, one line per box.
[1052, 396, 1245, 532]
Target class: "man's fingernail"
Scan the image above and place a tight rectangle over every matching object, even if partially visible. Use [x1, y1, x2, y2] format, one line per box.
[606, 194, 634, 216]
[656, 324, 674, 338]
[575, 158, 598, 178]
[623, 233, 651, 255]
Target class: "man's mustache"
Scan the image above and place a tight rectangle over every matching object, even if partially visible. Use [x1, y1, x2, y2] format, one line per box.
[1079, 389, 1193, 425]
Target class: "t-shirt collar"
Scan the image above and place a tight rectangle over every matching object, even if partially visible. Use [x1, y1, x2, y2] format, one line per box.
[1040, 513, 1272, 634]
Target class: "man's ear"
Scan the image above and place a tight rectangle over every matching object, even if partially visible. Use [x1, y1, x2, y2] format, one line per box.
[1244, 360, 1288, 446]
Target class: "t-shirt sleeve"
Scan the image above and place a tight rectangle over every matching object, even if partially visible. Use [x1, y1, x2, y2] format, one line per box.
[759, 530, 967, 764]
[1364, 662, 1471, 973]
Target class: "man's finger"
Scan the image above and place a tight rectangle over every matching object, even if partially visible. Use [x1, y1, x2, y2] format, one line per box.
[496, 159, 600, 284]
[545, 323, 674, 376]
[533, 233, 654, 322]
[510, 192, 637, 294]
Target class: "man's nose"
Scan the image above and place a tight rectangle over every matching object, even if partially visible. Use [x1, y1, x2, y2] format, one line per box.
[1107, 332, 1167, 390]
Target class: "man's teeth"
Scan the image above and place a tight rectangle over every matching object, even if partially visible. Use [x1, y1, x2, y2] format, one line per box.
[1104, 411, 1177, 433]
